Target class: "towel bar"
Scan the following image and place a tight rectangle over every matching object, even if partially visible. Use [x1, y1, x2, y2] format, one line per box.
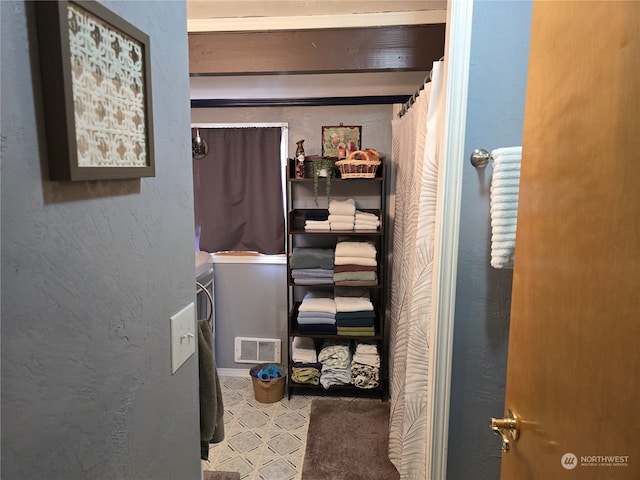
[470, 148, 492, 168]
[196, 281, 213, 326]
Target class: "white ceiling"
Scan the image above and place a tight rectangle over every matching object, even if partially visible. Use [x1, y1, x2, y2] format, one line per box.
[186, 1, 447, 101]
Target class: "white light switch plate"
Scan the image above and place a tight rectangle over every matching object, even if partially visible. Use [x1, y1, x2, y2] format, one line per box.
[170, 302, 196, 374]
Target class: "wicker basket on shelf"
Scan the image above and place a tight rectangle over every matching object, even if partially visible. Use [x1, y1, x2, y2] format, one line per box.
[335, 149, 381, 178]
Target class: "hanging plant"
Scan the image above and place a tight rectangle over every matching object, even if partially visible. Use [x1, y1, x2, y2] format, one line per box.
[312, 158, 336, 206]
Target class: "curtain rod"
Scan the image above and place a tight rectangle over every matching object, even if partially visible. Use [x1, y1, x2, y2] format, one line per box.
[191, 95, 411, 109]
[398, 72, 432, 118]
[398, 58, 444, 118]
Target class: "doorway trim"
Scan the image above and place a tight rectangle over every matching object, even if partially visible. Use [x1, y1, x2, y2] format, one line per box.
[429, 1, 474, 479]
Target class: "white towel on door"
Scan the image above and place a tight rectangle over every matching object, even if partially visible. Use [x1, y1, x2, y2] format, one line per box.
[490, 146, 522, 269]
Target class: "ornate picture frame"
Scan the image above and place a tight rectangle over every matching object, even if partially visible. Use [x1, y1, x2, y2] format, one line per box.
[35, 1, 155, 181]
[321, 125, 362, 158]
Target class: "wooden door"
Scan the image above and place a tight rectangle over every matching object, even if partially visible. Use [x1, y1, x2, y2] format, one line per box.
[500, 2, 640, 479]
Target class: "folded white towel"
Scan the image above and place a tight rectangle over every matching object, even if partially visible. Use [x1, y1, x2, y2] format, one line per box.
[355, 210, 379, 220]
[329, 198, 356, 216]
[305, 220, 331, 231]
[330, 223, 355, 231]
[354, 221, 379, 230]
[292, 352, 317, 363]
[299, 291, 337, 314]
[334, 256, 377, 266]
[353, 216, 379, 225]
[353, 353, 380, 368]
[355, 342, 378, 355]
[305, 224, 331, 231]
[334, 289, 374, 312]
[353, 343, 380, 366]
[305, 220, 330, 226]
[335, 241, 377, 259]
[292, 336, 318, 363]
[298, 298, 336, 314]
[490, 146, 522, 269]
[334, 298, 374, 312]
[328, 214, 355, 224]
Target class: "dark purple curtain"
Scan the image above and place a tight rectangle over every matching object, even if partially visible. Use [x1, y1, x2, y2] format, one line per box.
[193, 127, 285, 254]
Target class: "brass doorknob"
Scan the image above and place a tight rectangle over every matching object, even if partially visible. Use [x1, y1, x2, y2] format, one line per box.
[490, 409, 520, 452]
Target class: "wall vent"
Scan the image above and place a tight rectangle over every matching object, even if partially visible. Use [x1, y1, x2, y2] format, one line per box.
[234, 337, 281, 364]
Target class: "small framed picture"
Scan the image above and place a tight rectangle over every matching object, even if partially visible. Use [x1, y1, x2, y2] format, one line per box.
[322, 125, 362, 158]
[35, 0, 155, 181]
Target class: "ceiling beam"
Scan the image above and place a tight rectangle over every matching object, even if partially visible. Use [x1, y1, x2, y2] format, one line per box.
[189, 24, 446, 76]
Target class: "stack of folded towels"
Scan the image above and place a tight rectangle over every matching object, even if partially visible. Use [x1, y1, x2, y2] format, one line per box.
[354, 210, 380, 230]
[318, 339, 352, 389]
[328, 198, 356, 231]
[304, 209, 330, 231]
[290, 336, 322, 386]
[333, 240, 378, 286]
[290, 247, 334, 285]
[296, 290, 337, 335]
[334, 288, 375, 336]
[351, 341, 380, 389]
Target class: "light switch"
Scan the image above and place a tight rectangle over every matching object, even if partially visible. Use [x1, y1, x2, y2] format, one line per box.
[170, 302, 196, 374]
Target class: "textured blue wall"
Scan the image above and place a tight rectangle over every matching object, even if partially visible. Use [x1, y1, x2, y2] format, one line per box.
[447, 2, 533, 479]
[1, 1, 200, 478]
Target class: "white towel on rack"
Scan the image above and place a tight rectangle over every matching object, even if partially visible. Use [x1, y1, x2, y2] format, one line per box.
[328, 198, 356, 216]
[490, 146, 522, 269]
[335, 241, 377, 259]
[299, 291, 337, 314]
[328, 214, 355, 224]
[334, 288, 374, 312]
[330, 223, 355, 231]
[355, 210, 379, 220]
[292, 336, 318, 363]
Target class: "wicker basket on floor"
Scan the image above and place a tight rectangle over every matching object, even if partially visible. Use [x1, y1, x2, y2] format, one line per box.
[336, 150, 381, 178]
[249, 363, 287, 403]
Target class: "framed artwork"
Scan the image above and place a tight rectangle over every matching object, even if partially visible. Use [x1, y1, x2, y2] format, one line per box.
[322, 125, 362, 158]
[35, 1, 155, 181]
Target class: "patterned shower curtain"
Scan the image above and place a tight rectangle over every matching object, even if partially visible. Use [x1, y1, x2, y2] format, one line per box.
[388, 61, 444, 479]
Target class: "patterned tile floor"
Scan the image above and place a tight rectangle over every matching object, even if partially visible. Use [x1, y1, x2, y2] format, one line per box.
[201, 376, 316, 480]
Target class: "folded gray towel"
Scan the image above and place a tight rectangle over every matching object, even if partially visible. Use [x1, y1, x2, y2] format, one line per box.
[290, 247, 335, 270]
[290, 268, 334, 278]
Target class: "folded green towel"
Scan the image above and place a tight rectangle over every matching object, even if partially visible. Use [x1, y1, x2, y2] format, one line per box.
[337, 326, 376, 336]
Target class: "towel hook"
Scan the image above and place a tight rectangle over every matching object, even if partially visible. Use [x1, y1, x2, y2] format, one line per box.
[196, 281, 213, 326]
[470, 148, 492, 169]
